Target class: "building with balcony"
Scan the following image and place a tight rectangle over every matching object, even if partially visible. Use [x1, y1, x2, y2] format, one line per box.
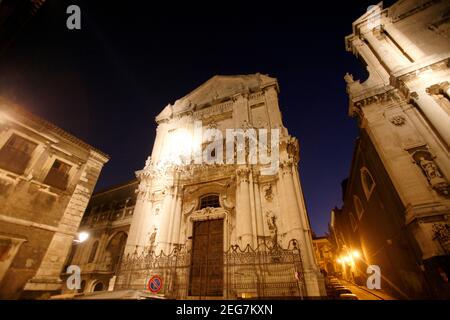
[0, 97, 109, 299]
[61, 179, 137, 293]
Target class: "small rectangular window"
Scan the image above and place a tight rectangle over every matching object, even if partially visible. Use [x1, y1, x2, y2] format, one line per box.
[44, 159, 71, 190]
[0, 134, 37, 175]
[199, 194, 220, 209]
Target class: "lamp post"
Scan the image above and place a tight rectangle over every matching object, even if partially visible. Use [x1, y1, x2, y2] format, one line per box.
[74, 231, 89, 244]
[336, 249, 360, 281]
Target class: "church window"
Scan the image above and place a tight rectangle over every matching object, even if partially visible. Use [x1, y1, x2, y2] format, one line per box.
[199, 194, 220, 209]
[353, 195, 364, 220]
[360, 167, 375, 200]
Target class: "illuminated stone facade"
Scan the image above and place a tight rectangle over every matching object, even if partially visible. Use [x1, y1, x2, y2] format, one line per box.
[0, 98, 109, 299]
[61, 180, 137, 294]
[120, 74, 325, 298]
[332, 0, 450, 299]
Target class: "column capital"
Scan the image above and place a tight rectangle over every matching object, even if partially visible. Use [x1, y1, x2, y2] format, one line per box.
[280, 159, 294, 176]
[236, 166, 251, 183]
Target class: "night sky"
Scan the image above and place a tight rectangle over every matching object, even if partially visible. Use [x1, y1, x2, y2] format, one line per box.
[0, 0, 396, 235]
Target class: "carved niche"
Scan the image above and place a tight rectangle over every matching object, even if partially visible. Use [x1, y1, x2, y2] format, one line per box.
[409, 148, 450, 196]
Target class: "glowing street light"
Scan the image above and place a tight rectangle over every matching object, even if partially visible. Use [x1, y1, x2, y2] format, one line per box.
[352, 250, 360, 259]
[74, 231, 89, 243]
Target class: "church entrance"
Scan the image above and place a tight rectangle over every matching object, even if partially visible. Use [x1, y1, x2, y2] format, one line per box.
[189, 219, 224, 297]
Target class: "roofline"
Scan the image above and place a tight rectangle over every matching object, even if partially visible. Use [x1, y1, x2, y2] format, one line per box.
[0, 96, 110, 160]
[92, 178, 139, 197]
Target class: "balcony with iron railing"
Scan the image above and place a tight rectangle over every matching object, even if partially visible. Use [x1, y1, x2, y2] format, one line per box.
[43, 167, 69, 190]
[0, 147, 31, 175]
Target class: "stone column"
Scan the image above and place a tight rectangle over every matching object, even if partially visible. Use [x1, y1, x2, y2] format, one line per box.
[166, 186, 177, 249]
[363, 31, 404, 72]
[248, 169, 257, 246]
[279, 160, 323, 297]
[254, 182, 265, 239]
[232, 93, 249, 128]
[413, 88, 450, 147]
[264, 86, 283, 128]
[279, 160, 302, 236]
[235, 167, 253, 248]
[352, 37, 390, 83]
[383, 23, 419, 61]
[124, 181, 153, 256]
[170, 191, 183, 247]
[156, 185, 174, 254]
[152, 124, 166, 162]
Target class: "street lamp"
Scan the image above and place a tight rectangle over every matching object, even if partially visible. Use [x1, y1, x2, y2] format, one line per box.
[74, 231, 89, 243]
[351, 250, 360, 259]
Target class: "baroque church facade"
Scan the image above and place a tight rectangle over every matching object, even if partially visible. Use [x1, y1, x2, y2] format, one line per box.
[64, 74, 326, 299]
[120, 74, 324, 298]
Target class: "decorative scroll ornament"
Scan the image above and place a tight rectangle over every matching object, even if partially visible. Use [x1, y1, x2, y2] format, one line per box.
[263, 183, 273, 201]
[389, 115, 406, 126]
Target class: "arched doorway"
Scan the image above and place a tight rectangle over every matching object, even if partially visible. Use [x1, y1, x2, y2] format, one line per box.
[104, 232, 128, 272]
[93, 282, 104, 292]
[79, 280, 86, 293]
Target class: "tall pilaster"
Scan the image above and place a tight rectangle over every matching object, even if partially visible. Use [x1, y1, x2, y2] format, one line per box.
[124, 179, 153, 256]
[170, 191, 183, 247]
[235, 166, 253, 247]
[157, 185, 174, 254]
[412, 88, 450, 147]
[279, 159, 323, 296]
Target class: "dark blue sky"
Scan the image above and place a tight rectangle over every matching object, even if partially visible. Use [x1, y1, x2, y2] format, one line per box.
[0, 0, 393, 235]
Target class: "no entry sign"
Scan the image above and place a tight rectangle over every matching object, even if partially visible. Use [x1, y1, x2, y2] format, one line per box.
[147, 275, 163, 293]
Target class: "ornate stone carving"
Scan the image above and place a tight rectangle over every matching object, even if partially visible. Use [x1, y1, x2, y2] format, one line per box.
[266, 210, 278, 246]
[389, 115, 406, 126]
[280, 159, 294, 176]
[352, 89, 403, 113]
[411, 149, 450, 196]
[262, 183, 273, 201]
[418, 157, 449, 194]
[208, 120, 218, 129]
[236, 167, 250, 183]
[183, 199, 197, 215]
[189, 207, 227, 221]
[146, 228, 157, 253]
[344, 72, 354, 84]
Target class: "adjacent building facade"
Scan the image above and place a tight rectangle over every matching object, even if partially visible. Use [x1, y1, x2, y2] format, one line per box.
[312, 235, 335, 277]
[331, 0, 450, 299]
[61, 179, 137, 294]
[0, 98, 109, 299]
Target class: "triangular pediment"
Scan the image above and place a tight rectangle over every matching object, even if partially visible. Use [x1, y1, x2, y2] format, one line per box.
[156, 74, 277, 122]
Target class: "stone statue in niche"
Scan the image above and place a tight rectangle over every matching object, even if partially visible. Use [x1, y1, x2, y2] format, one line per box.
[266, 211, 278, 247]
[263, 184, 273, 201]
[419, 157, 444, 182]
[412, 150, 449, 196]
[147, 229, 157, 254]
[389, 115, 406, 126]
